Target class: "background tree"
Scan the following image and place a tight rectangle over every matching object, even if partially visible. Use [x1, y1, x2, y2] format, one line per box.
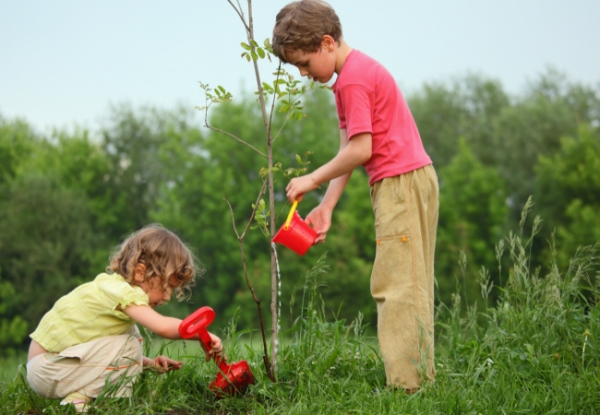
[436, 138, 508, 306]
[309, 168, 376, 326]
[409, 74, 509, 169]
[0, 174, 93, 330]
[2, 68, 600, 358]
[98, 105, 179, 243]
[535, 124, 600, 269]
[0, 118, 97, 333]
[0, 268, 28, 356]
[491, 69, 600, 229]
[0, 116, 35, 188]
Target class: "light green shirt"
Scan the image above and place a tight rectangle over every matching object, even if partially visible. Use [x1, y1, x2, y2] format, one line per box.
[30, 273, 149, 352]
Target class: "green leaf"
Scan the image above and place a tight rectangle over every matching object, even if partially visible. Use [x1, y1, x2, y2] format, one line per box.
[261, 82, 274, 93]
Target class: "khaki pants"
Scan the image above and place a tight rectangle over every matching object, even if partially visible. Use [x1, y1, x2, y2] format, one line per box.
[27, 328, 143, 400]
[370, 164, 438, 389]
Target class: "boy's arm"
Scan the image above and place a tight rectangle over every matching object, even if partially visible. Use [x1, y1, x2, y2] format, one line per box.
[305, 172, 351, 243]
[320, 129, 354, 208]
[289, 129, 371, 243]
[286, 130, 371, 203]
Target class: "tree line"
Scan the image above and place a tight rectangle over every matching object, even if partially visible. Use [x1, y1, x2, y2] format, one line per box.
[1, 69, 599, 354]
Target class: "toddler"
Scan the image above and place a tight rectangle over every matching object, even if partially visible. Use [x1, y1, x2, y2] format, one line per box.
[26, 224, 223, 412]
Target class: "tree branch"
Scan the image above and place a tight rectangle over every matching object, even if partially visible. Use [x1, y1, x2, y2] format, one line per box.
[223, 186, 275, 382]
[203, 123, 267, 158]
[227, 0, 251, 33]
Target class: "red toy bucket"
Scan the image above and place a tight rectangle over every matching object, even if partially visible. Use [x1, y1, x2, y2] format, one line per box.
[272, 202, 317, 256]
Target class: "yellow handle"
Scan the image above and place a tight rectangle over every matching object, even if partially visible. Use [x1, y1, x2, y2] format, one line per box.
[284, 200, 298, 230]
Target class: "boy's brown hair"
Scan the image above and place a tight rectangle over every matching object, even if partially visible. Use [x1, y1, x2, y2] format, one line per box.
[272, 0, 342, 63]
[107, 224, 201, 300]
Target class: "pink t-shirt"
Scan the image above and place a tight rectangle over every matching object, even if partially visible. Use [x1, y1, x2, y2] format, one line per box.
[332, 50, 431, 185]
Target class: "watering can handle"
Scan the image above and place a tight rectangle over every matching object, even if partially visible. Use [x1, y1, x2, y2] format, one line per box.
[179, 306, 217, 353]
[284, 200, 298, 230]
[179, 307, 229, 372]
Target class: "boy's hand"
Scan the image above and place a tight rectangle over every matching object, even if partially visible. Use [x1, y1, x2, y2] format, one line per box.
[286, 174, 319, 203]
[306, 205, 333, 244]
[146, 355, 182, 373]
[203, 332, 224, 362]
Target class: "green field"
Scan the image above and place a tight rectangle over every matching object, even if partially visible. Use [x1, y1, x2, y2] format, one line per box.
[2, 225, 599, 414]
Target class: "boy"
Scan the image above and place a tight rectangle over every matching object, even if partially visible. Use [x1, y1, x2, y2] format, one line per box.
[272, 0, 438, 392]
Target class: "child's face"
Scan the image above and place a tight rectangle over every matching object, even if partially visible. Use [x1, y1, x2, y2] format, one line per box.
[287, 45, 336, 84]
[141, 276, 178, 308]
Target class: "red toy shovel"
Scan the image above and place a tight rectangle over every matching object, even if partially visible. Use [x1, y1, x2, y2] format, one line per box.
[179, 306, 255, 396]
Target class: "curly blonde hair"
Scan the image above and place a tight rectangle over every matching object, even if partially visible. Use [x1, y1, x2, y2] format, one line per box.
[107, 224, 201, 301]
[272, 0, 342, 63]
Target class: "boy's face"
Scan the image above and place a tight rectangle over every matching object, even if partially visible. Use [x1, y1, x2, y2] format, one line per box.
[286, 42, 336, 83]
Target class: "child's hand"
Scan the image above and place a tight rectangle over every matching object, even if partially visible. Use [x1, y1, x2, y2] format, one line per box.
[286, 174, 319, 203]
[203, 332, 224, 362]
[146, 356, 182, 374]
[306, 205, 333, 244]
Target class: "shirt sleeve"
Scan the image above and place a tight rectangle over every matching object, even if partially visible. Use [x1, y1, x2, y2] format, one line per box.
[336, 84, 374, 139]
[97, 274, 149, 310]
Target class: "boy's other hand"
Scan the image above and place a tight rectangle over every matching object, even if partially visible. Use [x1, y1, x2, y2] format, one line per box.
[306, 205, 333, 244]
[286, 174, 318, 203]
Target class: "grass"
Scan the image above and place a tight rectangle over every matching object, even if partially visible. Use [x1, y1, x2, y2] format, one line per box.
[2, 210, 599, 414]
[1, 354, 26, 383]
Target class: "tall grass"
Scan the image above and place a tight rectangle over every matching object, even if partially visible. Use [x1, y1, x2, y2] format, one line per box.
[1, 206, 599, 414]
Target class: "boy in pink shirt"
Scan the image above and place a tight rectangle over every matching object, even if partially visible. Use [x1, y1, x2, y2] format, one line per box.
[272, 0, 438, 392]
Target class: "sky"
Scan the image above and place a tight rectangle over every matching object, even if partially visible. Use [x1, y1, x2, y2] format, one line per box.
[1, 0, 599, 134]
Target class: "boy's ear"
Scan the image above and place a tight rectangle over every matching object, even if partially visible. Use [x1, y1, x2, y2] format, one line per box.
[321, 35, 335, 51]
[134, 264, 146, 282]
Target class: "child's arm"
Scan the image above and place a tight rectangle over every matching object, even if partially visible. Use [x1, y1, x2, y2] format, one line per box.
[288, 130, 370, 242]
[286, 130, 371, 202]
[123, 304, 223, 359]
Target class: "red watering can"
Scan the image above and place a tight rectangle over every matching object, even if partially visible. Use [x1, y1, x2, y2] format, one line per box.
[179, 306, 255, 396]
[272, 200, 318, 256]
